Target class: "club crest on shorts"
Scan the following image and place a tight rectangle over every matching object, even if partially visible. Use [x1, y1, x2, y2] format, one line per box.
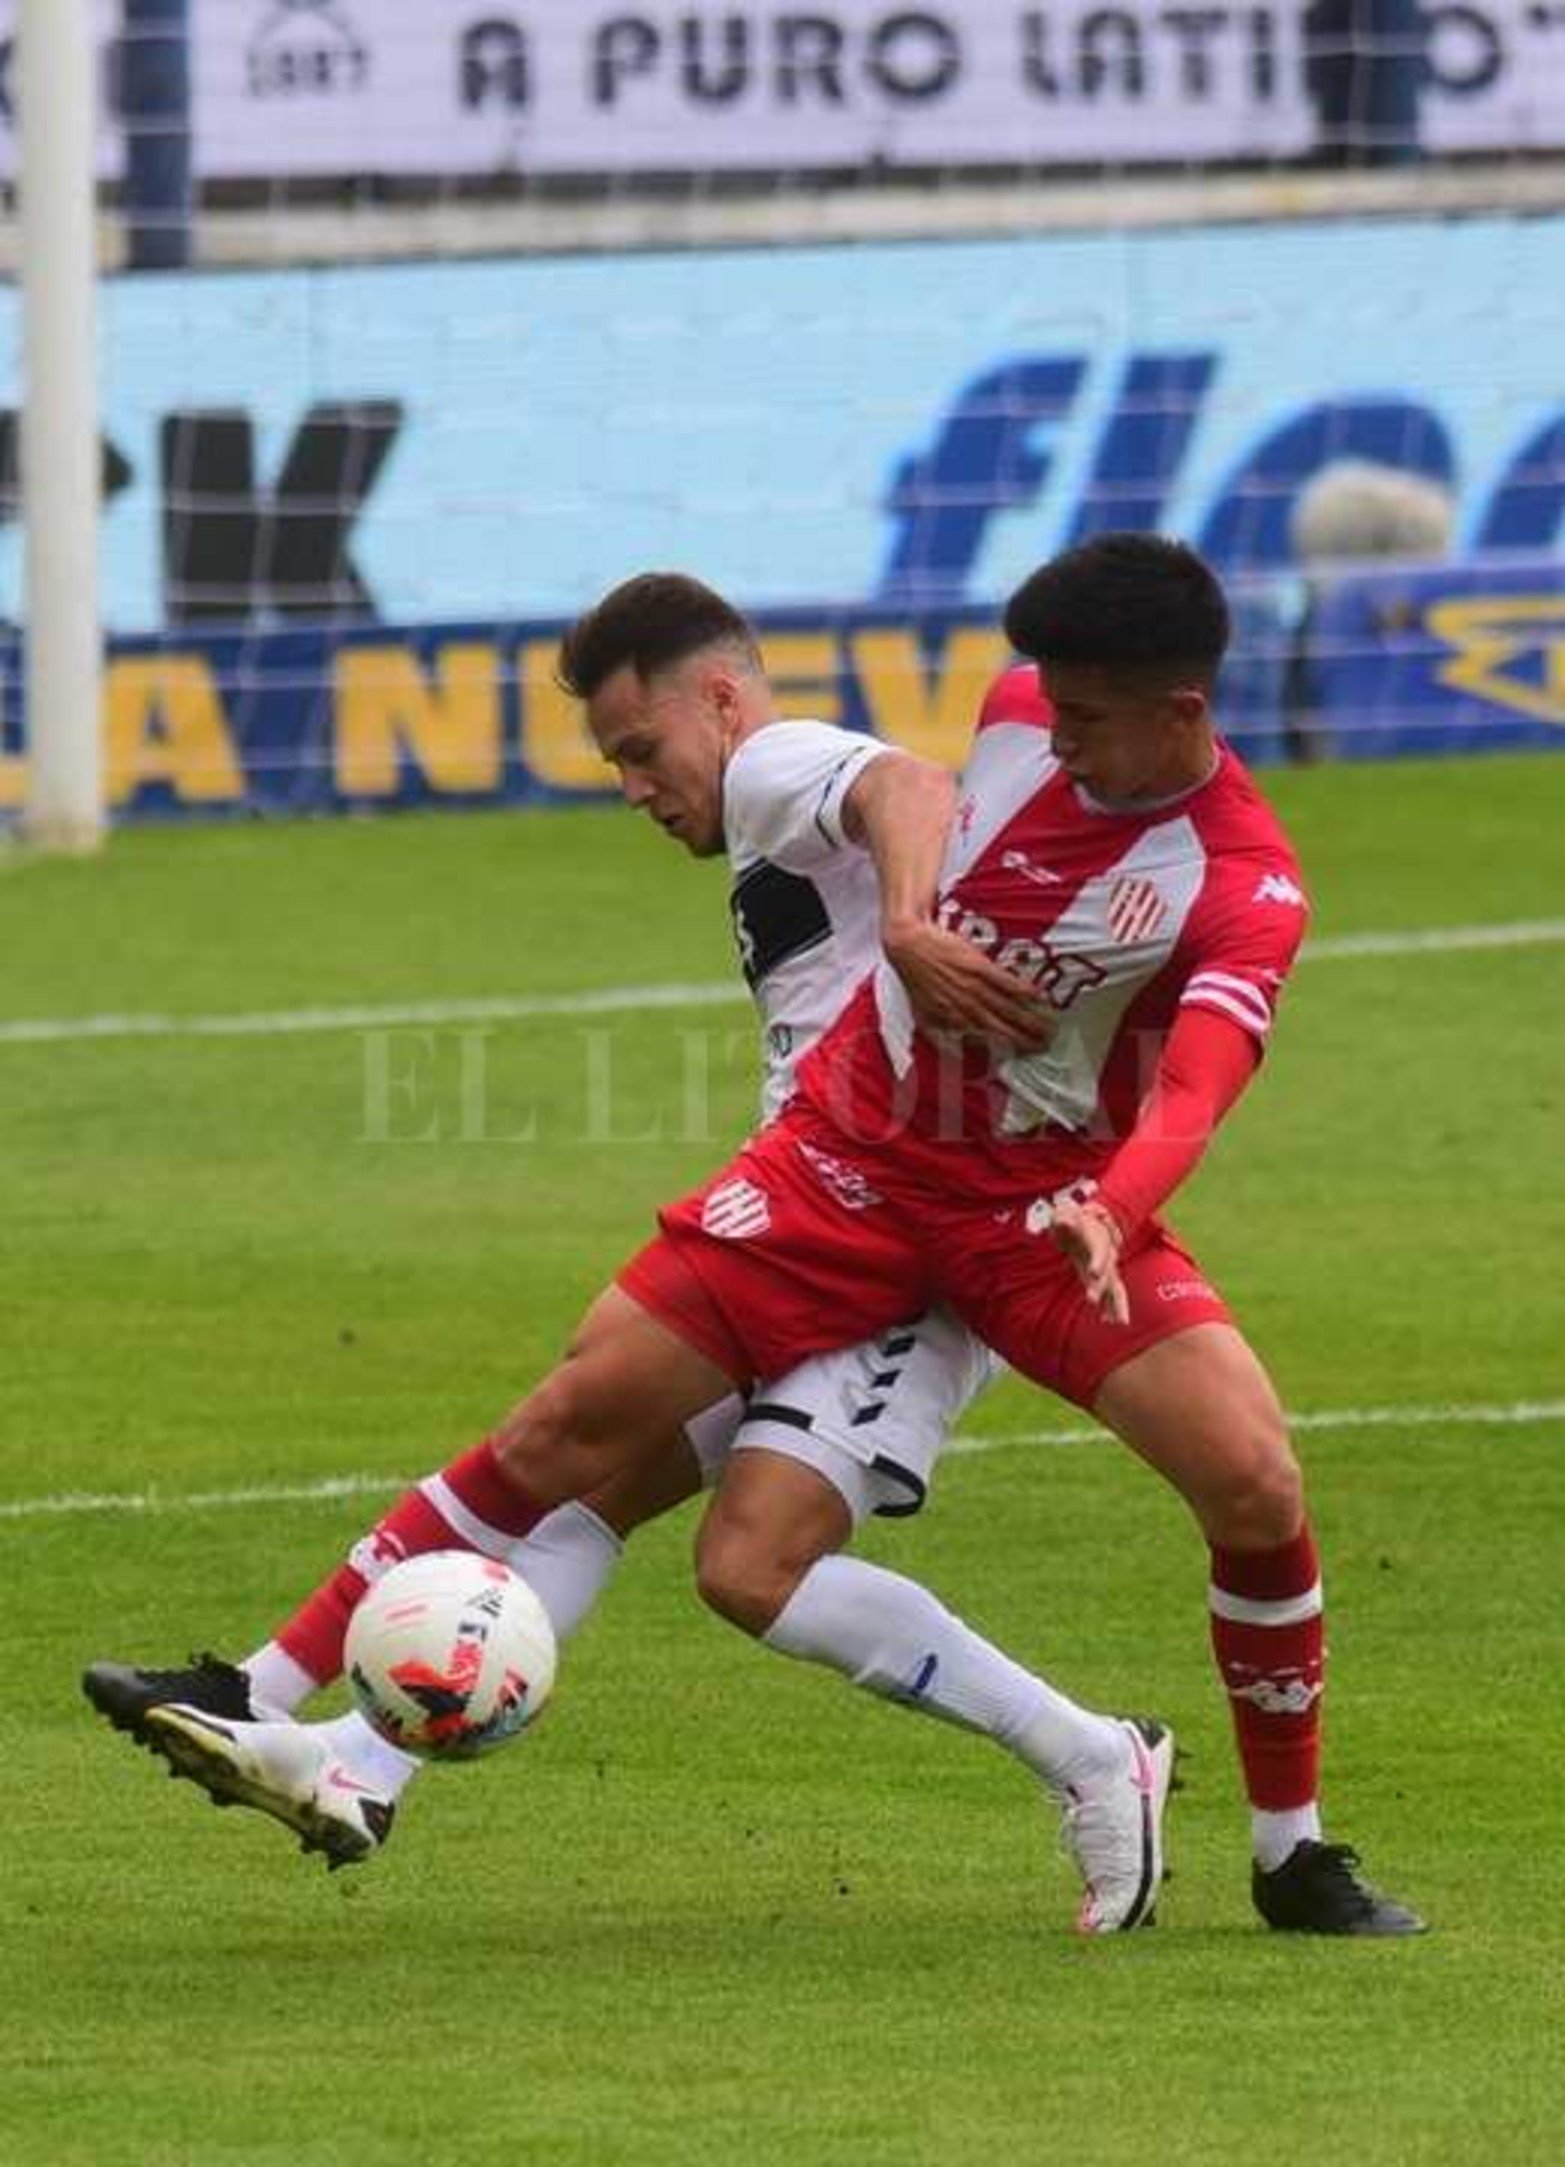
[701, 1177, 771, 1240]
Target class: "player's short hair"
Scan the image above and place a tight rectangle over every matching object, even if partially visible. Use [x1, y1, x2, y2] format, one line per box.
[558, 572, 761, 700]
[1003, 533, 1230, 688]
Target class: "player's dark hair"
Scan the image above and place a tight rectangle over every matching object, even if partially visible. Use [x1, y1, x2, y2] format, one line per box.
[1003, 533, 1230, 687]
[558, 572, 761, 700]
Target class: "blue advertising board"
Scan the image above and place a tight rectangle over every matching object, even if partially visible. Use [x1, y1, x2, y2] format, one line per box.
[0, 603, 1284, 819]
[1310, 560, 1565, 758]
[3, 565, 1559, 822]
[1, 211, 1561, 816]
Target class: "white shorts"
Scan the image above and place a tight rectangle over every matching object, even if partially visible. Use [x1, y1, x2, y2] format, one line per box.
[682, 1306, 1001, 1529]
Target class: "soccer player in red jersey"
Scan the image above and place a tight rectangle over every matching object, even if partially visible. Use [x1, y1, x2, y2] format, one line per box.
[88, 538, 1422, 1934]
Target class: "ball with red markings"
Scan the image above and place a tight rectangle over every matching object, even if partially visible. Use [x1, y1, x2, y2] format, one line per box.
[344, 1551, 556, 1759]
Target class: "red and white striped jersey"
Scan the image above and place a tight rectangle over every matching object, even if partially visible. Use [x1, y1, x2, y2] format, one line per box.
[798, 665, 1309, 1201]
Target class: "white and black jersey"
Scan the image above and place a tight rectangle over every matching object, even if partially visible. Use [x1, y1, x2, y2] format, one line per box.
[700, 718, 1002, 1516]
[722, 720, 889, 1123]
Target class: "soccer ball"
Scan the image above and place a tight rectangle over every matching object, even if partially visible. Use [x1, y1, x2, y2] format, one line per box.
[344, 1551, 556, 1760]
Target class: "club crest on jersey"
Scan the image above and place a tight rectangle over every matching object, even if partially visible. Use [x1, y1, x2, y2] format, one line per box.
[700, 1178, 771, 1240]
[1107, 875, 1169, 944]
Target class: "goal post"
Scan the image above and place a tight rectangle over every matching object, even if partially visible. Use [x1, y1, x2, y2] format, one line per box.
[19, 0, 102, 853]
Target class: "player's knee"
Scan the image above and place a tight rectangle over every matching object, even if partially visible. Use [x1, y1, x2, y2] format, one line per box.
[1204, 1417, 1304, 1549]
[490, 1365, 604, 1499]
[694, 1516, 792, 1638]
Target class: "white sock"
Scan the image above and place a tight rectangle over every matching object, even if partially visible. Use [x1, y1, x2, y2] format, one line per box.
[241, 1642, 320, 1718]
[1252, 1803, 1323, 1872]
[511, 1502, 624, 1643]
[763, 1553, 1124, 1791]
[318, 1711, 422, 1798]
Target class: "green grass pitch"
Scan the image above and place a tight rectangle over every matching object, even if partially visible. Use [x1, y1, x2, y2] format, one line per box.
[2, 753, 1562, 2166]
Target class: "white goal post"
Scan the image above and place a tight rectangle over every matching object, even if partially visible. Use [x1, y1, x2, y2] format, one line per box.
[19, 0, 103, 853]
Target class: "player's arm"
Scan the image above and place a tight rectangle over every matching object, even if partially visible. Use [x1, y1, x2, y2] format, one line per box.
[843, 753, 1051, 1052]
[1051, 1007, 1259, 1323]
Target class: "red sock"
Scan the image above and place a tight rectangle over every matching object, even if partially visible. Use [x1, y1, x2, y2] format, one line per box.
[1208, 1524, 1324, 1810]
[274, 1440, 548, 1687]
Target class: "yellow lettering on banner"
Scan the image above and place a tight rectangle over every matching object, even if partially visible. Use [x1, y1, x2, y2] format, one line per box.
[335, 644, 501, 796]
[517, 640, 614, 790]
[851, 628, 1009, 766]
[106, 657, 245, 805]
[760, 633, 842, 722]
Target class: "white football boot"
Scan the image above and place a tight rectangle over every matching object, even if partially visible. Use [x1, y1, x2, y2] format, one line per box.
[1056, 1716, 1176, 1933]
[142, 1705, 398, 1870]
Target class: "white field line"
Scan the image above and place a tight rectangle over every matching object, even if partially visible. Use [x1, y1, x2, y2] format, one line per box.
[4, 1397, 1561, 1523]
[2, 916, 1564, 1049]
[944, 1396, 1565, 1455]
[0, 980, 743, 1048]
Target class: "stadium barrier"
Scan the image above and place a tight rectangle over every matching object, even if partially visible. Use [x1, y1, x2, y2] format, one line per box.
[1, 564, 1560, 822]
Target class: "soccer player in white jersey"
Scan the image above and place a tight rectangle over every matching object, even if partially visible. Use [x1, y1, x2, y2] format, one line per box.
[85, 576, 1177, 1936]
[88, 539, 1423, 1934]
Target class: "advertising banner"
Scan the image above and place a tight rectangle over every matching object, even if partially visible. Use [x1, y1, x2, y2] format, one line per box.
[2, 215, 1560, 634]
[1310, 560, 1565, 756]
[0, 599, 1283, 822]
[2, 3, 1564, 178]
[3, 569, 1560, 827]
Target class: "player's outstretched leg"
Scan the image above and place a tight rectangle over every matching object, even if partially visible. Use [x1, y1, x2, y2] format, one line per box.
[81, 1279, 730, 1767]
[82, 1410, 719, 1864]
[697, 1450, 1175, 1933]
[1093, 1322, 1426, 1936]
[79, 1426, 553, 1751]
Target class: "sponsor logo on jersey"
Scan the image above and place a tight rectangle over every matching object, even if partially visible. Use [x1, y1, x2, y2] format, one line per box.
[936, 895, 1108, 1008]
[1107, 874, 1169, 944]
[796, 1140, 883, 1212]
[701, 1177, 771, 1240]
[1252, 872, 1307, 908]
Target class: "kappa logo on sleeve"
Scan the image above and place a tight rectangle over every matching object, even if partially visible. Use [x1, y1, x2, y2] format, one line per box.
[700, 1178, 772, 1240]
[1252, 873, 1307, 908]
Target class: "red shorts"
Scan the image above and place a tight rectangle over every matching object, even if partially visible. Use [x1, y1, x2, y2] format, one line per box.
[618, 1102, 1233, 1411]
